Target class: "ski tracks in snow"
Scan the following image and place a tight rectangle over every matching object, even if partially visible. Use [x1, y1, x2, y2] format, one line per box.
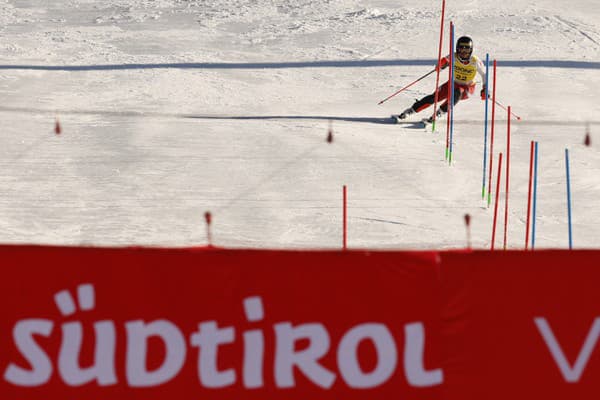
[552, 15, 600, 46]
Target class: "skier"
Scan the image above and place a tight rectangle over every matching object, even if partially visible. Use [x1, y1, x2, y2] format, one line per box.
[396, 36, 487, 123]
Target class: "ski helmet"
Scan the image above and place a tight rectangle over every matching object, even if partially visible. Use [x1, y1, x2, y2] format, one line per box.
[456, 36, 473, 61]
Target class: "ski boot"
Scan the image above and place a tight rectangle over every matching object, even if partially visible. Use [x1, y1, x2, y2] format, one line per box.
[425, 109, 444, 124]
[398, 107, 415, 120]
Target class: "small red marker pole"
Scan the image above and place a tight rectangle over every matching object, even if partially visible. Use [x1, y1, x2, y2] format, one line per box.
[464, 214, 472, 249]
[327, 121, 333, 143]
[343, 185, 347, 250]
[585, 123, 591, 146]
[55, 118, 61, 135]
[204, 211, 212, 247]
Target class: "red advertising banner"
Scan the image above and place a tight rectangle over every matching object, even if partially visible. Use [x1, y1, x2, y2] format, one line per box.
[0, 246, 443, 400]
[3, 246, 600, 399]
[440, 250, 600, 400]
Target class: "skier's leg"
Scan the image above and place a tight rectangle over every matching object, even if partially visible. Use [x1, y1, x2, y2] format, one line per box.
[413, 81, 450, 113]
[426, 104, 448, 123]
[452, 87, 464, 106]
[412, 93, 436, 113]
[398, 93, 435, 119]
[398, 82, 449, 119]
[439, 87, 463, 113]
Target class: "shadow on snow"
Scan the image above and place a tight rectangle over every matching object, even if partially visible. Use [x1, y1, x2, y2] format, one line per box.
[1, 59, 599, 71]
[0, 106, 598, 126]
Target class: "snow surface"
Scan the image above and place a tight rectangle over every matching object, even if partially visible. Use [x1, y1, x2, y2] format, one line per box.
[0, 0, 599, 249]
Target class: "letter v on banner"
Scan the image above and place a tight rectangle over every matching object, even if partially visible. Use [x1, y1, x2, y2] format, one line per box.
[534, 317, 600, 383]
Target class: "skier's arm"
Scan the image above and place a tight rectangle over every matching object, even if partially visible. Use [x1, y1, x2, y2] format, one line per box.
[476, 57, 487, 84]
[477, 57, 488, 99]
[435, 55, 450, 71]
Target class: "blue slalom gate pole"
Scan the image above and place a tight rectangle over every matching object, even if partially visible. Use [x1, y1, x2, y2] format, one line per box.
[532, 142, 539, 249]
[565, 148, 573, 249]
[449, 24, 455, 165]
[481, 54, 490, 198]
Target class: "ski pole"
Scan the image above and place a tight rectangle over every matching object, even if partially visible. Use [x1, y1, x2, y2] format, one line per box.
[377, 68, 436, 105]
[486, 96, 522, 120]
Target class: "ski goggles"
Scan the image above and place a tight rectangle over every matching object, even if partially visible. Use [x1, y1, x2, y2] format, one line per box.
[457, 45, 472, 50]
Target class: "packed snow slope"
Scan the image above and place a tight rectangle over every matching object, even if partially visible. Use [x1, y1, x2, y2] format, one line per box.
[0, 0, 599, 249]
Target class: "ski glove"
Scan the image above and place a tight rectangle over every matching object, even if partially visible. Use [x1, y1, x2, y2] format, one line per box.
[435, 57, 450, 72]
[480, 86, 487, 100]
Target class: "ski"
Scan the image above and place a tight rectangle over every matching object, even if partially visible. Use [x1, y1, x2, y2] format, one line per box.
[391, 114, 418, 124]
[391, 114, 434, 128]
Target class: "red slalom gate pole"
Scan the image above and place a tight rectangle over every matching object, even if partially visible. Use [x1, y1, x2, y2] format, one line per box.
[445, 22, 453, 159]
[503, 106, 511, 250]
[343, 185, 347, 250]
[525, 140, 535, 249]
[491, 152, 503, 250]
[486, 60, 498, 207]
[431, 0, 446, 132]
